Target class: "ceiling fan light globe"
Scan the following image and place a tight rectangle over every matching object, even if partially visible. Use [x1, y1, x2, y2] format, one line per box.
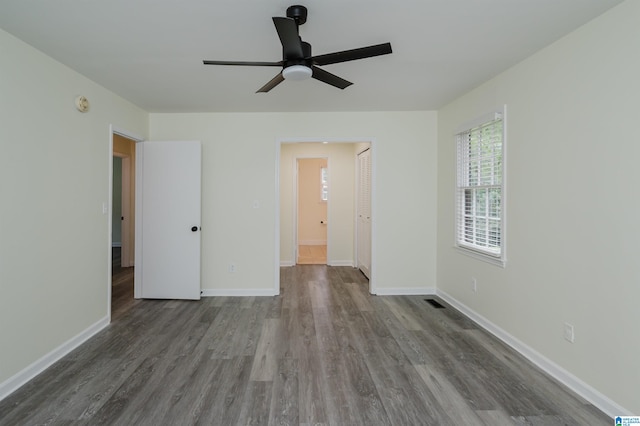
[282, 65, 312, 81]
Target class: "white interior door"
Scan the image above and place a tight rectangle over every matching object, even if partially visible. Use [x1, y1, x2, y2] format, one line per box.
[357, 148, 371, 278]
[135, 141, 202, 300]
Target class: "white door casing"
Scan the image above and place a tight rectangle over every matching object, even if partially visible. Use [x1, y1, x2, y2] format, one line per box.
[135, 141, 202, 300]
[357, 148, 371, 278]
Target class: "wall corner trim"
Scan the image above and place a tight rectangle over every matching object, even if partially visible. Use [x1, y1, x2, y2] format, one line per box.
[435, 289, 632, 417]
[0, 316, 110, 402]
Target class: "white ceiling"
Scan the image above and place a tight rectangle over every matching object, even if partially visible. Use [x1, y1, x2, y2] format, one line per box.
[0, 0, 623, 113]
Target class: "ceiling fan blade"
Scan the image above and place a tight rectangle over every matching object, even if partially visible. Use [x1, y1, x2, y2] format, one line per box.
[273, 17, 304, 59]
[311, 42, 392, 66]
[256, 72, 285, 93]
[203, 60, 283, 67]
[311, 66, 352, 90]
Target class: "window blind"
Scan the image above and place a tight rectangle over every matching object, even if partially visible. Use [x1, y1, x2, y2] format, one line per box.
[456, 114, 503, 256]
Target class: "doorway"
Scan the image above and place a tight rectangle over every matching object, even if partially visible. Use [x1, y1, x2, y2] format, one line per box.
[110, 130, 139, 319]
[278, 140, 374, 292]
[297, 157, 328, 264]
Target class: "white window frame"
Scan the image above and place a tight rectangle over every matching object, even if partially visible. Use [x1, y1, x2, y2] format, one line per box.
[455, 106, 506, 267]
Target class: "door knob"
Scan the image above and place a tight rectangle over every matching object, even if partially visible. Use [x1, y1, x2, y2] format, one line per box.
[191, 226, 199, 232]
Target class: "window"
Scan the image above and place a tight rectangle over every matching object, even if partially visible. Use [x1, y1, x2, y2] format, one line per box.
[321, 167, 328, 201]
[456, 110, 505, 265]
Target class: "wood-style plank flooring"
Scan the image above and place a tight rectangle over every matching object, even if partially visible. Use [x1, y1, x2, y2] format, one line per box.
[297, 244, 327, 265]
[111, 247, 135, 321]
[0, 264, 610, 425]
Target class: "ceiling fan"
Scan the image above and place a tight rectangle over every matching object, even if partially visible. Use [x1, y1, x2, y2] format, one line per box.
[203, 5, 392, 93]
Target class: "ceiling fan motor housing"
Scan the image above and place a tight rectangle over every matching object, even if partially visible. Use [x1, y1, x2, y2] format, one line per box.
[286, 5, 307, 25]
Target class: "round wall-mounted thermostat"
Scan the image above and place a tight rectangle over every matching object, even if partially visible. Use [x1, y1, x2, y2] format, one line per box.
[75, 95, 90, 112]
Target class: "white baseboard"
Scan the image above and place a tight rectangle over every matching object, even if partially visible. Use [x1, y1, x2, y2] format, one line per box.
[436, 289, 631, 417]
[0, 316, 109, 402]
[374, 286, 436, 296]
[201, 288, 279, 297]
[327, 260, 354, 267]
[298, 240, 327, 245]
[279, 261, 353, 267]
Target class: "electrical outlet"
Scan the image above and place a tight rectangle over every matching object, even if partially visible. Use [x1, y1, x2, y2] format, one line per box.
[229, 263, 236, 273]
[563, 323, 575, 343]
[471, 277, 477, 293]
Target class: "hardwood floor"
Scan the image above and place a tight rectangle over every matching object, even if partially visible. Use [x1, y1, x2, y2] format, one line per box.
[0, 265, 610, 425]
[111, 247, 136, 320]
[297, 245, 327, 265]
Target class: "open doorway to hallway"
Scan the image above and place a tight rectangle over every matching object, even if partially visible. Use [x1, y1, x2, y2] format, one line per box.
[112, 133, 136, 318]
[279, 141, 372, 290]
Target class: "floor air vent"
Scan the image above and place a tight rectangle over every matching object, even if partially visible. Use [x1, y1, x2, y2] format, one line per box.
[424, 299, 445, 309]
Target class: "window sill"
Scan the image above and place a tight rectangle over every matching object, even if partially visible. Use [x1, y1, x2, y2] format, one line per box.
[454, 245, 506, 268]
